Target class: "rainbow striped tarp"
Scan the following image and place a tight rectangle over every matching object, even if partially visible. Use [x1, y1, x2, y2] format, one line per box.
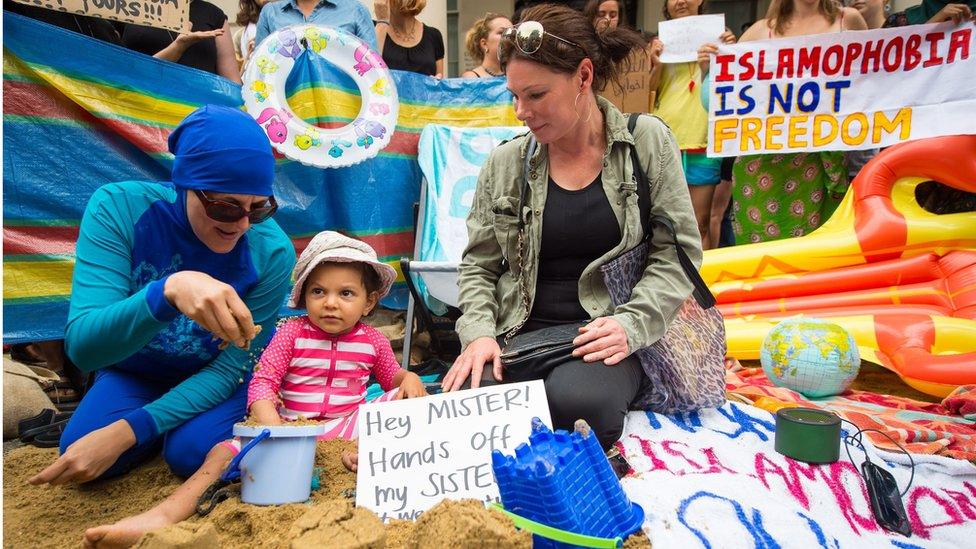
[2, 12, 519, 343]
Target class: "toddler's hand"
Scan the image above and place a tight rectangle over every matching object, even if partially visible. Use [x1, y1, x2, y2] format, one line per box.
[396, 371, 427, 399]
[342, 450, 358, 472]
[249, 400, 282, 426]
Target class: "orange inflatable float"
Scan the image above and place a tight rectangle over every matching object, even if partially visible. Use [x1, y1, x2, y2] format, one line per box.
[703, 135, 976, 397]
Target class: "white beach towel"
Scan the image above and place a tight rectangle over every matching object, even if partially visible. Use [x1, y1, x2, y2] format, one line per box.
[618, 403, 976, 548]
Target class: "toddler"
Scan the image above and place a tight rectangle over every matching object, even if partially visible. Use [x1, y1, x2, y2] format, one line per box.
[247, 230, 425, 438]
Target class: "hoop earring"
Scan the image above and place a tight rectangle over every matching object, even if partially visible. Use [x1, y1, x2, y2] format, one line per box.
[573, 92, 593, 124]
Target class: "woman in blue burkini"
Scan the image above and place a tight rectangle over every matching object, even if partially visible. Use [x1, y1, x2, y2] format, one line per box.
[29, 105, 295, 485]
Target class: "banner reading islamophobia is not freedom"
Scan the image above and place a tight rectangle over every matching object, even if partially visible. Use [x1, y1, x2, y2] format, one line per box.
[706, 21, 976, 157]
[2, 12, 518, 343]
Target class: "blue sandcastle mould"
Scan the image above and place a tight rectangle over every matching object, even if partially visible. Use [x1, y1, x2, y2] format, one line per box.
[491, 418, 644, 548]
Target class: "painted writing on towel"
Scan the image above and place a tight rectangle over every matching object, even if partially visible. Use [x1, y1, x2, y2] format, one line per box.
[356, 381, 551, 521]
[706, 21, 976, 156]
[10, 0, 188, 32]
[619, 402, 976, 547]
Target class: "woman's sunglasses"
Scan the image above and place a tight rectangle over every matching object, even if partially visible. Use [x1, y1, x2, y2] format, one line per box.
[194, 190, 278, 224]
[498, 21, 585, 61]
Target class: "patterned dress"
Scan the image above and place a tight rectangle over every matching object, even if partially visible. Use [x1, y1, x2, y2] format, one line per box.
[731, 152, 848, 245]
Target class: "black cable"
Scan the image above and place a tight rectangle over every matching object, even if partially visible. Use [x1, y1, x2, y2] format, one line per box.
[840, 418, 915, 497]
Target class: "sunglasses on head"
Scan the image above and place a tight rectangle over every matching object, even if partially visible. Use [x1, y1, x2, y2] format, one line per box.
[498, 21, 585, 62]
[194, 190, 278, 224]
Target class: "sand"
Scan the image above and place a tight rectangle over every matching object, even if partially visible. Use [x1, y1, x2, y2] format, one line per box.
[134, 523, 220, 549]
[3, 360, 932, 548]
[3, 439, 650, 548]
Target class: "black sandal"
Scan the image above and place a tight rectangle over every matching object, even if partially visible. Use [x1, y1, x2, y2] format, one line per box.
[18, 408, 57, 436]
[19, 417, 71, 447]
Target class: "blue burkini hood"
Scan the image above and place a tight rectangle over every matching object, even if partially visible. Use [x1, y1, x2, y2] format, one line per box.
[168, 105, 276, 197]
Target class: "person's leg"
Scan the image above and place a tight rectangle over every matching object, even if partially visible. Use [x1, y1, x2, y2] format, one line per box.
[60, 369, 166, 479]
[688, 184, 716, 249]
[35, 340, 65, 373]
[717, 157, 737, 248]
[543, 356, 643, 450]
[707, 180, 731, 251]
[685, 152, 723, 249]
[162, 378, 247, 478]
[82, 443, 235, 549]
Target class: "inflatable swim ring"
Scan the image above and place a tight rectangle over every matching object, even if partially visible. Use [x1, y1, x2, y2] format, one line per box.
[242, 24, 398, 169]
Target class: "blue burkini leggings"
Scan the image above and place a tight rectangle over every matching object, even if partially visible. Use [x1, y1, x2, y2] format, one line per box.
[60, 368, 247, 479]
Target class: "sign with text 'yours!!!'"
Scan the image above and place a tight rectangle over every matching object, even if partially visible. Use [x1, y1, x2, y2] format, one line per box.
[355, 381, 551, 522]
[706, 21, 976, 157]
[12, 0, 188, 33]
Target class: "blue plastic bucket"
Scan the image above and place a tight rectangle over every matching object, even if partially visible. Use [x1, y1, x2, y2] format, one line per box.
[232, 423, 327, 505]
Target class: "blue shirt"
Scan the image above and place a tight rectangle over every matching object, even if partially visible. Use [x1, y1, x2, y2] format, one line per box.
[255, 0, 378, 51]
[65, 181, 295, 444]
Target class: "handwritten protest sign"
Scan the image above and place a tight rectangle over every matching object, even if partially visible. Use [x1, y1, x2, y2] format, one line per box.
[601, 47, 656, 113]
[356, 381, 551, 521]
[707, 21, 976, 157]
[11, 0, 188, 32]
[659, 14, 725, 63]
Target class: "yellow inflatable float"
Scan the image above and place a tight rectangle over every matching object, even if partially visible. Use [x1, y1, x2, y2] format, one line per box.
[704, 135, 976, 397]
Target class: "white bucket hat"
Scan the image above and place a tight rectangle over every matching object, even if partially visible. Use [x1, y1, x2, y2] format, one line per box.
[289, 231, 398, 309]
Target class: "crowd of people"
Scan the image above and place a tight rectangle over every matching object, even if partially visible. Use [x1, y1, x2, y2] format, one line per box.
[5, 0, 974, 547]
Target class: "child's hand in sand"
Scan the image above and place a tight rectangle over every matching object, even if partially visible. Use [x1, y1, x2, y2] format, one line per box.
[248, 399, 282, 426]
[342, 450, 358, 472]
[395, 371, 427, 399]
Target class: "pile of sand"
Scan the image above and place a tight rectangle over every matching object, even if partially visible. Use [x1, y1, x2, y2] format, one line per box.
[3, 439, 650, 548]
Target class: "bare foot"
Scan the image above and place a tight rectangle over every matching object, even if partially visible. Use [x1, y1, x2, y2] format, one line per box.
[83, 509, 174, 549]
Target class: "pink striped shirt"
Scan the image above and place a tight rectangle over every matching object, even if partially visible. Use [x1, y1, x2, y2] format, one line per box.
[247, 317, 400, 420]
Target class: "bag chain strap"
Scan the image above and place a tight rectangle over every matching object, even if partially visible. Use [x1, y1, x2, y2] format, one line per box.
[503, 137, 538, 344]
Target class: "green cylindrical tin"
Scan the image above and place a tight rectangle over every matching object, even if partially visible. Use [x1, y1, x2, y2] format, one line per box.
[774, 408, 841, 464]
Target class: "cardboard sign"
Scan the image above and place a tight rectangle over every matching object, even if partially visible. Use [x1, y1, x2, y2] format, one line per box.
[707, 21, 976, 157]
[659, 14, 726, 64]
[11, 0, 189, 33]
[601, 47, 656, 114]
[355, 381, 551, 521]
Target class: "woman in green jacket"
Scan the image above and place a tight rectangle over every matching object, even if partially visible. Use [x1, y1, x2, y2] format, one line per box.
[440, 4, 703, 449]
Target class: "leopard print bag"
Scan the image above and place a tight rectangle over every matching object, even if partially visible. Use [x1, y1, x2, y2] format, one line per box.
[601, 114, 727, 414]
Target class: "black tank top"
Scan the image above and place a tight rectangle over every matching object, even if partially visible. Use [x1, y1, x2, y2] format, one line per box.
[382, 24, 444, 76]
[527, 175, 621, 331]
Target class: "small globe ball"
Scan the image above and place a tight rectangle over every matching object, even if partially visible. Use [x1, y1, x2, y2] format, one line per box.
[760, 318, 861, 398]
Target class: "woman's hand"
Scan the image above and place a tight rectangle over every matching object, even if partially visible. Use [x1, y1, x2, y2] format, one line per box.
[697, 31, 735, 75]
[572, 317, 630, 365]
[697, 43, 717, 75]
[395, 371, 428, 399]
[164, 271, 255, 349]
[649, 38, 664, 67]
[28, 420, 136, 485]
[928, 3, 974, 24]
[442, 337, 502, 392]
[173, 19, 224, 47]
[248, 400, 282, 426]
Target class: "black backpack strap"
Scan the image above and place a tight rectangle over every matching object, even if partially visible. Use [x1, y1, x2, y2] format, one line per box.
[626, 113, 716, 309]
[627, 113, 652, 241]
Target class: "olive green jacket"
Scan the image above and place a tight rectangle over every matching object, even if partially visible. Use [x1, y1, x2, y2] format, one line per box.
[456, 97, 703, 352]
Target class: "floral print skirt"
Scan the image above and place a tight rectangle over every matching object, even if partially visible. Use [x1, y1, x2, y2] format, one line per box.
[731, 152, 848, 245]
